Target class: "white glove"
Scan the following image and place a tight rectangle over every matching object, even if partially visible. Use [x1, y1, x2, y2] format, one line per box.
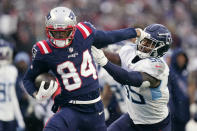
[91, 46, 108, 66]
[35, 80, 58, 101]
[135, 28, 150, 43]
[16, 127, 25, 131]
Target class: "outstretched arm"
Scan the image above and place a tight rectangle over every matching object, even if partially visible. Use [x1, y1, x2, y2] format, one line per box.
[91, 46, 160, 88]
[93, 28, 146, 48]
[103, 61, 143, 87]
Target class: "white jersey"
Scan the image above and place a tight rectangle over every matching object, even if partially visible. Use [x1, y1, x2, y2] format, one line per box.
[0, 65, 25, 128]
[98, 67, 127, 113]
[119, 44, 170, 124]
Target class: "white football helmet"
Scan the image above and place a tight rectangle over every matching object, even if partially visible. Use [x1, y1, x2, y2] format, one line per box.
[0, 38, 13, 66]
[45, 7, 77, 48]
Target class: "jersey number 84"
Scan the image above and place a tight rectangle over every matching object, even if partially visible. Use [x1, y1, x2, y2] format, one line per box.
[57, 50, 97, 91]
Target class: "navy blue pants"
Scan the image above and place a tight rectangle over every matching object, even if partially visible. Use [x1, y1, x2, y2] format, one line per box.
[0, 120, 16, 131]
[108, 113, 171, 131]
[44, 106, 107, 131]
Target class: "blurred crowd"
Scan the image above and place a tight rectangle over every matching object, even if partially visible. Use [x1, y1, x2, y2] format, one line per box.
[0, 0, 197, 131]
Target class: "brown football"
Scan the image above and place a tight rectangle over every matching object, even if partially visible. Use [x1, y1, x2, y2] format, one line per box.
[35, 73, 56, 89]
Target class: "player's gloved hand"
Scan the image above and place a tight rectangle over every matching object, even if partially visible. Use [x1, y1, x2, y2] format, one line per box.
[35, 80, 58, 101]
[91, 46, 108, 66]
[16, 127, 25, 131]
[16, 120, 25, 131]
[135, 28, 150, 43]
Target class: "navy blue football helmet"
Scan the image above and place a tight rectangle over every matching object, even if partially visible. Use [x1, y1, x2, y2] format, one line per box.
[0, 38, 13, 66]
[137, 24, 172, 58]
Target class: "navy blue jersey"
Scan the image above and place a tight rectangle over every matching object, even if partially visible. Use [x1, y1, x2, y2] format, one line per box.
[23, 22, 137, 99]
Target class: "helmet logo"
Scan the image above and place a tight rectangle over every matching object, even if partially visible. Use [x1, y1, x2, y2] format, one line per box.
[157, 33, 172, 45]
[69, 12, 75, 20]
[47, 13, 51, 20]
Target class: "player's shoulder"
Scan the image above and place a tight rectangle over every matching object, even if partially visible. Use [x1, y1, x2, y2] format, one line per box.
[119, 44, 136, 55]
[75, 21, 95, 40]
[119, 44, 136, 67]
[5, 64, 18, 76]
[32, 40, 52, 60]
[137, 57, 169, 80]
[146, 57, 166, 68]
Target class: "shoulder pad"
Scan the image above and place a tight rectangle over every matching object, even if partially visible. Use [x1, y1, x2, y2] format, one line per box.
[135, 58, 169, 80]
[119, 45, 136, 58]
[32, 40, 52, 60]
[36, 40, 52, 55]
[76, 22, 93, 39]
[8, 65, 18, 77]
[119, 45, 136, 68]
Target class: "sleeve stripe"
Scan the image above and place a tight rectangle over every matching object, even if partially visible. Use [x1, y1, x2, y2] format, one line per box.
[80, 22, 92, 35]
[36, 41, 52, 54]
[39, 41, 49, 54]
[42, 40, 52, 53]
[76, 22, 92, 39]
[36, 42, 45, 54]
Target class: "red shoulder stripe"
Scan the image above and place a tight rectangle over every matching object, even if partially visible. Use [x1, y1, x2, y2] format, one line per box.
[76, 22, 92, 39]
[36, 42, 45, 54]
[80, 22, 92, 34]
[36, 40, 52, 54]
[42, 40, 52, 53]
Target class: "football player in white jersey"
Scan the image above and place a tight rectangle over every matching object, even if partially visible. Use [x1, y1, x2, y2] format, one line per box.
[91, 24, 172, 131]
[0, 39, 25, 131]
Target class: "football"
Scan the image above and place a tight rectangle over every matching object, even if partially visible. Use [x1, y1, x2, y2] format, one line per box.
[35, 73, 56, 89]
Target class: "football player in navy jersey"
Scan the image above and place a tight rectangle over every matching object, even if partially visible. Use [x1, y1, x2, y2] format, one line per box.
[23, 6, 149, 131]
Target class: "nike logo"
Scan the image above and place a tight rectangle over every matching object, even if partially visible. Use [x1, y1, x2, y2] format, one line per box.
[68, 53, 78, 58]
[98, 111, 103, 115]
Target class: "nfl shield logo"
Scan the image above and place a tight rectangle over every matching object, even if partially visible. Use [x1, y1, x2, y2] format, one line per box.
[69, 47, 73, 53]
